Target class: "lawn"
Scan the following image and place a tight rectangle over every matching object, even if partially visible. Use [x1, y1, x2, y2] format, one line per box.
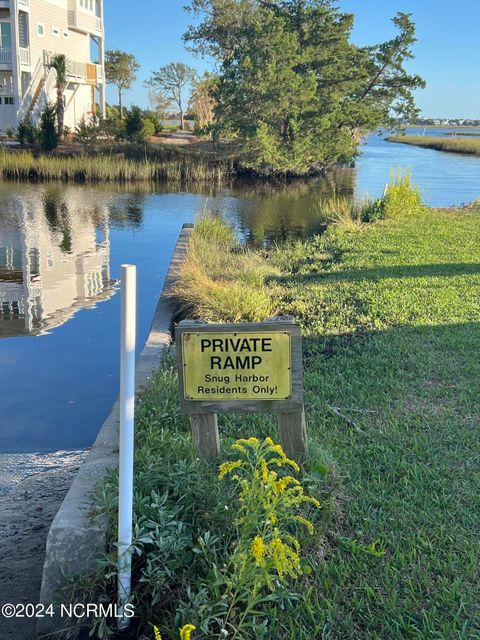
[90, 204, 480, 640]
[277, 208, 480, 638]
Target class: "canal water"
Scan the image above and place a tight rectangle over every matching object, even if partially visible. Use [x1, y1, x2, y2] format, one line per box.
[0, 131, 479, 484]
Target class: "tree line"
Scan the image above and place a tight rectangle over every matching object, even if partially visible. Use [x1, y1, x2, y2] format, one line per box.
[105, 0, 425, 175]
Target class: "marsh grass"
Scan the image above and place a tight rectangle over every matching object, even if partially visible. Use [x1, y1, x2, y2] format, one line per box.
[316, 171, 422, 231]
[0, 148, 229, 184]
[168, 214, 278, 322]
[387, 134, 480, 156]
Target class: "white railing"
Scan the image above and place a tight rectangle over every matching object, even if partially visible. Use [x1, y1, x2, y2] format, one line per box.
[17, 56, 45, 123]
[96, 64, 103, 81]
[18, 0, 29, 7]
[19, 47, 30, 66]
[95, 17, 102, 32]
[0, 48, 12, 64]
[67, 59, 87, 80]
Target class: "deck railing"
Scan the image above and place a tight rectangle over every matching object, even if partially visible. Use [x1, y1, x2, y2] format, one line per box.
[19, 47, 30, 66]
[0, 48, 12, 64]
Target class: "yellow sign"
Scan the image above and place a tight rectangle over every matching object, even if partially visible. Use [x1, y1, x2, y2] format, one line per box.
[181, 331, 292, 401]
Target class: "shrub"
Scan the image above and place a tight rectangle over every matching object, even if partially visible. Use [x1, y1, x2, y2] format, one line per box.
[17, 119, 36, 145]
[141, 117, 156, 139]
[75, 115, 99, 151]
[381, 170, 423, 217]
[125, 106, 144, 142]
[40, 104, 58, 151]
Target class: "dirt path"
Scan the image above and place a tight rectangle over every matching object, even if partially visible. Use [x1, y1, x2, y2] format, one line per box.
[0, 455, 86, 639]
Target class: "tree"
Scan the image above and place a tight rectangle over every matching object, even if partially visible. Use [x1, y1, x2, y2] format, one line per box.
[49, 54, 67, 142]
[124, 106, 144, 141]
[189, 72, 217, 132]
[146, 62, 197, 130]
[184, 0, 425, 174]
[40, 104, 59, 151]
[105, 49, 140, 119]
[148, 89, 172, 120]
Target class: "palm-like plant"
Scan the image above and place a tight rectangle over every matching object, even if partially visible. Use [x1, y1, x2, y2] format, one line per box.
[49, 54, 68, 142]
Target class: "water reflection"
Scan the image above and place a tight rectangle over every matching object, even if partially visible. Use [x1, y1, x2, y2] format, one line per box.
[219, 168, 355, 244]
[0, 186, 115, 338]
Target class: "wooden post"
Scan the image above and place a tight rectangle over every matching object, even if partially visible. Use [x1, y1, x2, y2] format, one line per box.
[278, 407, 308, 464]
[190, 413, 220, 460]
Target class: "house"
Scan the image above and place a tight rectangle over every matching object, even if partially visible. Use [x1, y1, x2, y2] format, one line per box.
[0, 0, 105, 132]
[0, 189, 113, 337]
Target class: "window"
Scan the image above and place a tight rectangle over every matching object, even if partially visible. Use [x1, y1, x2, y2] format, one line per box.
[37, 23, 44, 37]
[4, 96, 14, 105]
[0, 23, 12, 49]
[52, 26, 60, 37]
[0, 97, 3, 104]
[63, 30, 69, 39]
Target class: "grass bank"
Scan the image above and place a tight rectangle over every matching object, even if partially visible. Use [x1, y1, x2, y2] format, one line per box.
[75, 187, 480, 639]
[0, 147, 230, 184]
[386, 134, 480, 156]
[165, 196, 480, 638]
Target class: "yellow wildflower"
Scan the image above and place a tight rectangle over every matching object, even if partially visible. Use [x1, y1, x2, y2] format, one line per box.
[273, 475, 300, 495]
[180, 624, 196, 640]
[251, 535, 266, 566]
[267, 510, 277, 525]
[218, 459, 243, 480]
[267, 536, 301, 579]
[153, 626, 162, 640]
[260, 458, 269, 482]
[235, 437, 260, 448]
[292, 514, 315, 535]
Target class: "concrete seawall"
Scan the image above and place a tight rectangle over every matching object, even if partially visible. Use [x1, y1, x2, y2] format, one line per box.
[38, 224, 193, 636]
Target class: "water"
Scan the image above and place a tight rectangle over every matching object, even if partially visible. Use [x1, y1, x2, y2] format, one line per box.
[0, 131, 479, 463]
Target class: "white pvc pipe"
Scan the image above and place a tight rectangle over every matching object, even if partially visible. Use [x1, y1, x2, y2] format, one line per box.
[117, 264, 136, 629]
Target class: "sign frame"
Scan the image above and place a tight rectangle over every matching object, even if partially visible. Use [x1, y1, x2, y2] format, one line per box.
[175, 318, 303, 415]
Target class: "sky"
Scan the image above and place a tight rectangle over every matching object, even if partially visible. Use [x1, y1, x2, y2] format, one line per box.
[103, 0, 480, 119]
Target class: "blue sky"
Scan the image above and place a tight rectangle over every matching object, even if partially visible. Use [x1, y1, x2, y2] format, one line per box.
[104, 0, 480, 118]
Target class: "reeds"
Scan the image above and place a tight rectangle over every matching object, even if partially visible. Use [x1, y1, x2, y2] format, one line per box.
[0, 148, 229, 184]
[386, 135, 480, 156]
[168, 214, 277, 322]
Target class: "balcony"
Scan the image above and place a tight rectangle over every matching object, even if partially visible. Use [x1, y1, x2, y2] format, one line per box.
[19, 46, 30, 66]
[0, 48, 12, 65]
[66, 59, 104, 85]
[67, 4, 102, 35]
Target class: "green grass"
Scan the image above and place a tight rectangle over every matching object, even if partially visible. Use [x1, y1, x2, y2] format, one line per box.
[85, 202, 480, 639]
[387, 134, 480, 156]
[0, 148, 229, 184]
[168, 206, 480, 638]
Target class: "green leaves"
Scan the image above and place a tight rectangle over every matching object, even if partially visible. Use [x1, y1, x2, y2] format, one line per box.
[184, 1, 425, 174]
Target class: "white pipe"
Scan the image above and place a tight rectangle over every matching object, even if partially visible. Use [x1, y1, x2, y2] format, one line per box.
[117, 264, 136, 629]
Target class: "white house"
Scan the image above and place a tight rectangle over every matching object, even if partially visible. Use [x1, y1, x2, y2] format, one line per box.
[0, 0, 105, 132]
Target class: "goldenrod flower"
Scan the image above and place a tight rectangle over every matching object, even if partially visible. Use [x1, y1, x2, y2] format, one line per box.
[251, 535, 266, 566]
[273, 475, 300, 495]
[180, 624, 196, 640]
[218, 459, 243, 479]
[260, 458, 268, 482]
[153, 626, 162, 640]
[292, 514, 315, 535]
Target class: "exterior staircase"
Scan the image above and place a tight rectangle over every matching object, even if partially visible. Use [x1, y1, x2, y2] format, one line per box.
[17, 54, 57, 126]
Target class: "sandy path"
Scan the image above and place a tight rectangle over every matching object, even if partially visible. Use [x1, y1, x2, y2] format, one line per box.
[0, 454, 86, 639]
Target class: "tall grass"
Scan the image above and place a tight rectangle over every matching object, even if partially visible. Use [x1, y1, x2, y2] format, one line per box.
[168, 214, 277, 322]
[387, 135, 480, 156]
[316, 172, 423, 230]
[0, 149, 228, 184]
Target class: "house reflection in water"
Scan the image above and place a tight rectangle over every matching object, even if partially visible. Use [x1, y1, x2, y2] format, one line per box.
[0, 191, 115, 338]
